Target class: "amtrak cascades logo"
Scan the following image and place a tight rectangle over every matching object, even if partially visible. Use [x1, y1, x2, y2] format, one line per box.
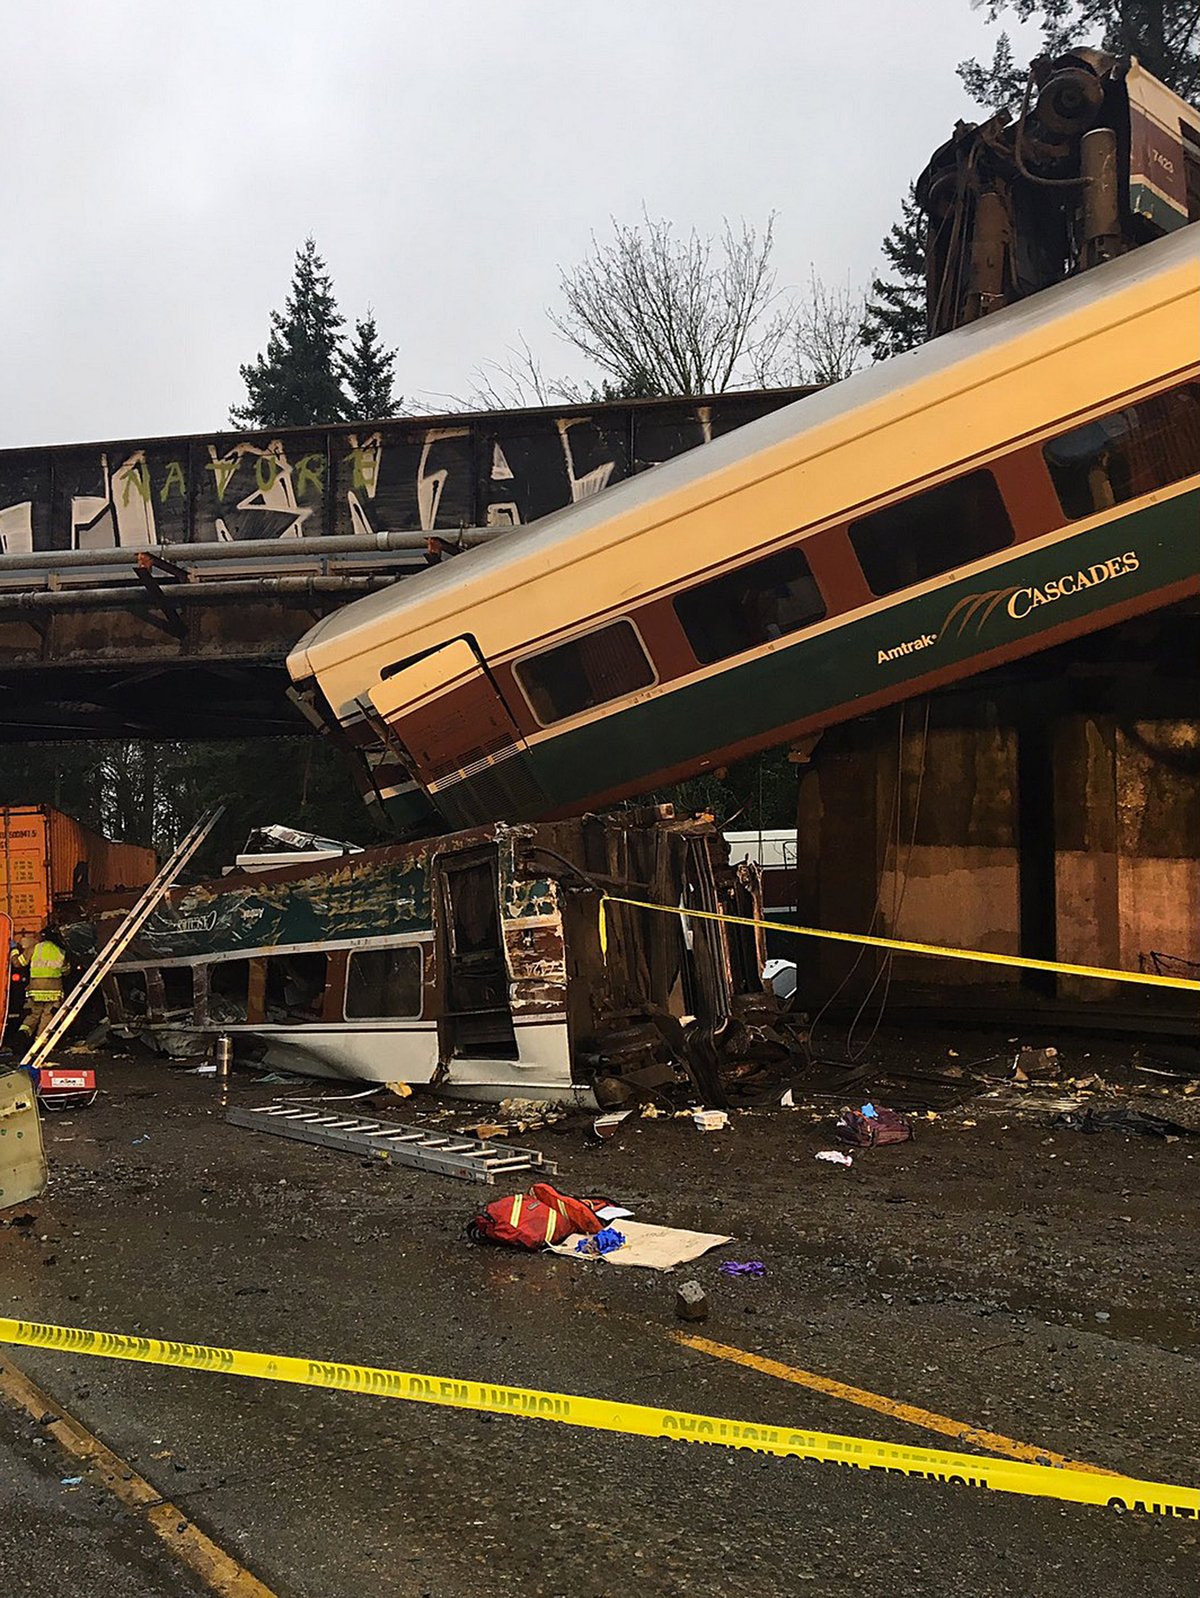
[877, 632, 937, 665]
[911, 548, 1144, 652]
[1003, 551, 1139, 619]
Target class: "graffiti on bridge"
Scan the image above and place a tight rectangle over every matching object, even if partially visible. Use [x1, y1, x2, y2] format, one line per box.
[0, 392, 804, 557]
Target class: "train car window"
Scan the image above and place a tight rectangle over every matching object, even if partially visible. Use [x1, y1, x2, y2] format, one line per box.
[159, 966, 195, 1018]
[673, 547, 826, 665]
[345, 945, 423, 1019]
[263, 952, 327, 1024]
[1043, 385, 1200, 518]
[848, 470, 1013, 596]
[515, 620, 655, 725]
[113, 970, 148, 1019]
[208, 959, 250, 1024]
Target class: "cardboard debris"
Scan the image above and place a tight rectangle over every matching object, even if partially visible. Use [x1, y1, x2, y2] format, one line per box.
[549, 1218, 732, 1271]
[692, 1109, 729, 1131]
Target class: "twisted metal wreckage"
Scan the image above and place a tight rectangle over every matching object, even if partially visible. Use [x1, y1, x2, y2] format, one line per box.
[94, 810, 806, 1108]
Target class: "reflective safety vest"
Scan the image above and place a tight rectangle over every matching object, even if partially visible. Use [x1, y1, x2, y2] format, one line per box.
[29, 940, 66, 1002]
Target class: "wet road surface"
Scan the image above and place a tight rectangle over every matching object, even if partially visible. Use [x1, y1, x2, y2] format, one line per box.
[0, 1398, 210, 1597]
[1, 1042, 1198, 1596]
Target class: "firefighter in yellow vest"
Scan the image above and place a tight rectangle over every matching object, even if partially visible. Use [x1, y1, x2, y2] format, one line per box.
[21, 926, 68, 1040]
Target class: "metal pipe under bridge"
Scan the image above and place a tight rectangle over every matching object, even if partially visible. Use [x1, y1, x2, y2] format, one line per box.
[0, 390, 811, 740]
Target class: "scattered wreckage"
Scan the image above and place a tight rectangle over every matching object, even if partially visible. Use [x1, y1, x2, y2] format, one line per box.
[95, 808, 808, 1107]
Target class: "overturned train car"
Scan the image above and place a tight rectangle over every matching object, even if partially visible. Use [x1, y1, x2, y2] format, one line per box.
[97, 811, 797, 1106]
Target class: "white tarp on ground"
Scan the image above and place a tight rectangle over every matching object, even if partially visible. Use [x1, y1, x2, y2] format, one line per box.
[549, 1218, 732, 1271]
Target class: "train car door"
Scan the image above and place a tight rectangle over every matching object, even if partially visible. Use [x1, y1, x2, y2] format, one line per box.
[680, 839, 735, 1024]
[368, 639, 547, 827]
[435, 849, 519, 1063]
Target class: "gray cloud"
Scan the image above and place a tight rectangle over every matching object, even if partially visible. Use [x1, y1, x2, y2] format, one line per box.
[0, 0, 1038, 447]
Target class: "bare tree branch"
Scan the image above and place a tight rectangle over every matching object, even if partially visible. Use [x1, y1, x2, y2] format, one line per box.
[547, 211, 786, 396]
[755, 270, 867, 386]
[416, 334, 581, 413]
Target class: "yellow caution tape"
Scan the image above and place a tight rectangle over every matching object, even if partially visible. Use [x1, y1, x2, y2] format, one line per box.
[598, 895, 1200, 992]
[0, 1316, 1195, 1518]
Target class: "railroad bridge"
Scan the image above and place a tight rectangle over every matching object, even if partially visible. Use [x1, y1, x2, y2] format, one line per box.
[0, 389, 808, 740]
[3, 383, 1194, 1015]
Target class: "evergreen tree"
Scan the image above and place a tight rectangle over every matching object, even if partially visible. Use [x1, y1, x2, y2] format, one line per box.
[340, 310, 400, 421]
[231, 238, 349, 428]
[591, 366, 663, 402]
[960, 3, 1200, 110]
[860, 185, 928, 361]
[0, 736, 369, 870]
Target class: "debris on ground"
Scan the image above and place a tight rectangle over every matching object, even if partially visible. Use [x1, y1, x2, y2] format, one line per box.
[675, 1280, 708, 1322]
[591, 1110, 633, 1140]
[836, 1104, 912, 1146]
[1051, 1108, 1200, 1139]
[1014, 1046, 1060, 1079]
[718, 1260, 765, 1278]
[691, 1108, 729, 1131]
[498, 1098, 562, 1130]
[815, 1149, 853, 1167]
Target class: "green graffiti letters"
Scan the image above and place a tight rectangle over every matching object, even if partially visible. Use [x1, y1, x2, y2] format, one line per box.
[295, 454, 325, 498]
[118, 461, 152, 505]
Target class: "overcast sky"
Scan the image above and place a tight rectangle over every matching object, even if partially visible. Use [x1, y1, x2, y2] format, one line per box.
[1, 0, 1039, 449]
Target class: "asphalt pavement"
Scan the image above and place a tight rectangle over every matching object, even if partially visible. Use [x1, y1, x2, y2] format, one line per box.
[1, 1037, 1198, 1597]
[0, 1398, 210, 1597]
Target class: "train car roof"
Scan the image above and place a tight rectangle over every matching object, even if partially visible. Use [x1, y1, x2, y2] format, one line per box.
[290, 225, 1199, 682]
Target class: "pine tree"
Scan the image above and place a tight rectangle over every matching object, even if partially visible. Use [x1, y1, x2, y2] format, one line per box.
[231, 238, 349, 428]
[959, 3, 1200, 109]
[860, 186, 928, 361]
[340, 310, 399, 421]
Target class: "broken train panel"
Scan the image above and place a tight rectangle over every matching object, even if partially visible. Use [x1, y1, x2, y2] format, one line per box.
[94, 812, 797, 1105]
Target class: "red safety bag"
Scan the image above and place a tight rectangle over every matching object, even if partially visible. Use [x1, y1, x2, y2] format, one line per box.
[468, 1183, 605, 1249]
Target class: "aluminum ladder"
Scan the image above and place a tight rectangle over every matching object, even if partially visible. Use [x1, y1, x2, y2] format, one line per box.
[226, 1101, 558, 1184]
[21, 806, 225, 1075]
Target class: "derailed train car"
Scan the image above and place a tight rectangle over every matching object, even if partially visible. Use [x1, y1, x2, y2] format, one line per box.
[288, 227, 1200, 838]
[97, 810, 797, 1106]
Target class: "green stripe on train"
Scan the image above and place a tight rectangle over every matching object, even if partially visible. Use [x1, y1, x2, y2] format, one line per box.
[513, 488, 1199, 809]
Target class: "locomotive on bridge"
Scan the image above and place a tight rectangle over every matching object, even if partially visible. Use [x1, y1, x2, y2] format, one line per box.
[287, 226, 1200, 838]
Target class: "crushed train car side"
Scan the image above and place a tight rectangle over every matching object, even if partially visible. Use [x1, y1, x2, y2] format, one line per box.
[95, 812, 791, 1106]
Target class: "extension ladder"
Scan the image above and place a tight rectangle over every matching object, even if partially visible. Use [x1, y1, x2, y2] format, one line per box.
[226, 1101, 558, 1184]
[21, 806, 225, 1075]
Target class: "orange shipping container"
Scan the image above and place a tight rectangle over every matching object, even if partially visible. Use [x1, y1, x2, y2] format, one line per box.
[0, 807, 156, 936]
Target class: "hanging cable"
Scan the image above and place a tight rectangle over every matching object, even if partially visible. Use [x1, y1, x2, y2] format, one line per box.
[844, 699, 931, 1060]
[805, 699, 931, 1066]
